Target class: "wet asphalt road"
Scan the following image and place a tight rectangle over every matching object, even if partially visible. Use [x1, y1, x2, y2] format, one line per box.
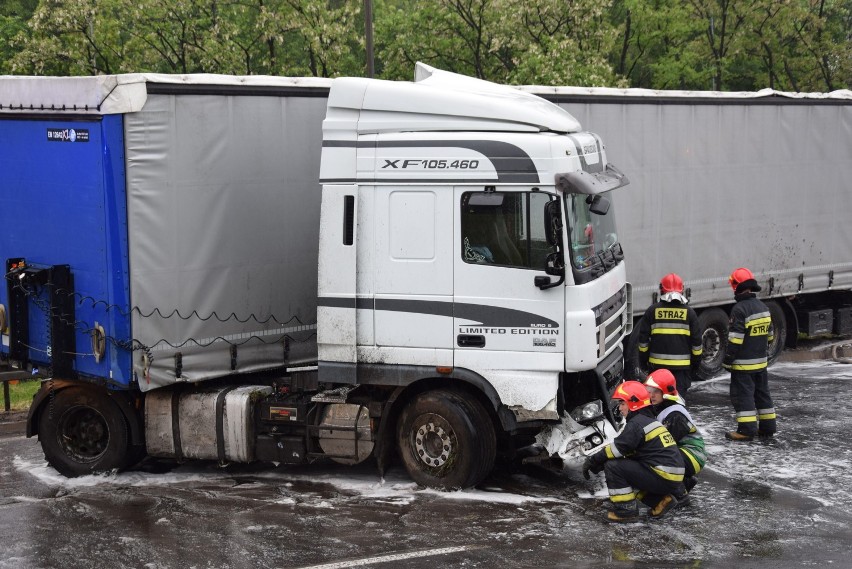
[2, 360, 852, 569]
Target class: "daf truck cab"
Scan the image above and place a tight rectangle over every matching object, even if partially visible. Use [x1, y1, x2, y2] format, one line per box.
[316, 65, 631, 485]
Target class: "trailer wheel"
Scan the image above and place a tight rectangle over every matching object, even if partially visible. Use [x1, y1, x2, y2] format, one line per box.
[397, 390, 496, 490]
[697, 308, 730, 380]
[38, 387, 129, 477]
[766, 301, 787, 366]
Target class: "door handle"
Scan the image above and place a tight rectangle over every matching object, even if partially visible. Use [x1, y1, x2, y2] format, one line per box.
[457, 334, 486, 348]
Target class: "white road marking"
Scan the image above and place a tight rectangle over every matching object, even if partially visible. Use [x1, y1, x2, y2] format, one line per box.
[294, 545, 484, 568]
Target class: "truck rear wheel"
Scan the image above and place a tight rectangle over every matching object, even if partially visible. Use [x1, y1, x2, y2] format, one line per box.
[697, 308, 729, 380]
[766, 300, 787, 366]
[397, 389, 496, 489]
[38, 386, 130, 477]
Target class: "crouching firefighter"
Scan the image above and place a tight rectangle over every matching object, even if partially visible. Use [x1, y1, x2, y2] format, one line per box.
[583, 381, 688, 523]
[645, 369, 707, 493]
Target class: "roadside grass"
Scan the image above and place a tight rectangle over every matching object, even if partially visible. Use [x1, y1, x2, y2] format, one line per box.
[2, 379, 40, 411]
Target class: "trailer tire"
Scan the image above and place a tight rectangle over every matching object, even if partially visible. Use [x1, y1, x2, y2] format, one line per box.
[697, 308, 730, 380]
[766, 301, 787, 366]
[397, 390, 496, 490]
[38, 387, 129, 477]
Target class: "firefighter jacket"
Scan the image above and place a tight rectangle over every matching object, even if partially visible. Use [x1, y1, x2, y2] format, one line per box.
[654, 399, 707, 472]
[637, 300, 703, 370]
[589, 407, 685, 482]
[723, 292, 774, 373]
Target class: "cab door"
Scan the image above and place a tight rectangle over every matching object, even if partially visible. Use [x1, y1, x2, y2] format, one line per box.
[453, 188, 566, 410]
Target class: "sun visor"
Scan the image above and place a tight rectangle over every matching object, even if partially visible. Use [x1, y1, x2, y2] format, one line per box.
[555, 164, 630, 195]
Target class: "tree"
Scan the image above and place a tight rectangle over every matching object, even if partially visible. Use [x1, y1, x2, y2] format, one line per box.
[0, 0, 38, 74]
[376, 0, 624, 85]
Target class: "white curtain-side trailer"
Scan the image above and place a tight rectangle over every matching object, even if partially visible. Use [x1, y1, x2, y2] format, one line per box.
[522, 85, 852, 378]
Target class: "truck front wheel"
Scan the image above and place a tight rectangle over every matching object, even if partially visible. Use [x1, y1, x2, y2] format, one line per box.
[397, 390, 496, 489]
[38, 386, 130, 477]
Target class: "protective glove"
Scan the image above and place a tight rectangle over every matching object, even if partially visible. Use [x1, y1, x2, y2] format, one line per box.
[582, 458, 593, 480]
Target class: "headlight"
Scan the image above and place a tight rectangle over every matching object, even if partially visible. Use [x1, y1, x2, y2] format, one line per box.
[569, 400, 604, 424]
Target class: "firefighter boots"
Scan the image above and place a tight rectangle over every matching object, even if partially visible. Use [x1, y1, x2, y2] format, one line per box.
[725, 431, 754, 442]
[605, 502, 640, 523]
[649, 495, 678, 519]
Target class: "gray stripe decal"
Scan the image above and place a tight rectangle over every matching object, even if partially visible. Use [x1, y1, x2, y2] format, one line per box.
[322, 139, 539, 183]
[317, 297, 374, 310]
[318, 296, 558, 328]
[566, 134, 604, 174]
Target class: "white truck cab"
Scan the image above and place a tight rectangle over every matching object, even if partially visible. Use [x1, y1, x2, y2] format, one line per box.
[318, 64, 631, 481]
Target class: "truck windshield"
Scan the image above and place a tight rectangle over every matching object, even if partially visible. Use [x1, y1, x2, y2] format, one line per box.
[566, 191, 619, 272]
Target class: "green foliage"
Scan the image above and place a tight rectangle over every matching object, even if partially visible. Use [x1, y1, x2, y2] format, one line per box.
[0, 0, 848, 90]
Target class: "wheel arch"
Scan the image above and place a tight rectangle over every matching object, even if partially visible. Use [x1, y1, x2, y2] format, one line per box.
[27, 379, 144, 446]
[368, 368, 513, 474]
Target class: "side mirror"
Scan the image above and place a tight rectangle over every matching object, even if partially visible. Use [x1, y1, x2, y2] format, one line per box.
[543, 199, 562, 247]
[586, 194, 610, 215]
[544, 251, 564, 276]
[537, 252, 565, 289]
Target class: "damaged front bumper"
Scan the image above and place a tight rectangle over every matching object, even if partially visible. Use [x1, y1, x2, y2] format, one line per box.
[535, 346, 625, 463]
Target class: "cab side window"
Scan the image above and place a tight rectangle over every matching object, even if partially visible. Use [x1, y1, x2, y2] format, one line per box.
[461, 191, 553, 269]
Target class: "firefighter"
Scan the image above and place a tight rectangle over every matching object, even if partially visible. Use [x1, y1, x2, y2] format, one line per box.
[582, 381, 687, 523]
[636, 273, 703, 395]
[644, 369, 706, 492]
[723, 267, 777, 441]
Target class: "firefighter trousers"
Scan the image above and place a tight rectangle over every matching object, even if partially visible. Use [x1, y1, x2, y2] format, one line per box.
[730, 369, 776, 436]
[604, 459, 686, 511]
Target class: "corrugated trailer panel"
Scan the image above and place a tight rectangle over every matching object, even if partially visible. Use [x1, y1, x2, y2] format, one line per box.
[0, 115, 133, 384]
[556, 99, 852, 312]
[124, 92, 324, 391]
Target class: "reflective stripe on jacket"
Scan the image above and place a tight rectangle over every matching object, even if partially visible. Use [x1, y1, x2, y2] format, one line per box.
[724, 293, 774, 373]
[637, 300, 703, 368]
[590, 407, 685, 482]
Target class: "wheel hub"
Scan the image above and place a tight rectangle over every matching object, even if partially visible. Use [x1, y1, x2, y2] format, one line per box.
[702, 328, 721, 361]
[414, 421, 453, 468]
[59, 407, 110, 462]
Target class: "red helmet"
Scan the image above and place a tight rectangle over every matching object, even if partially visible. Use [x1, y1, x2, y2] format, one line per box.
[729, 267, 755, 291]
[644, 369, 678, 397]
[659, 273, 684, 294]
[612, 381, 651, 412]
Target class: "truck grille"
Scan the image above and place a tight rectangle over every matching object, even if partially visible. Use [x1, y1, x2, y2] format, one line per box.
[595, 285, 630, 358]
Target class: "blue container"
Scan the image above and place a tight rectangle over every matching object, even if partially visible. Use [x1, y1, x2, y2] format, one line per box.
[0, 115, 133, 387]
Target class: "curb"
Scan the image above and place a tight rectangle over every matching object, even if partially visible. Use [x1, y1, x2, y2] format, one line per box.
[0, 420, 26, 436]
[779, 341, 852, 363]
[0, 410, 28, 436]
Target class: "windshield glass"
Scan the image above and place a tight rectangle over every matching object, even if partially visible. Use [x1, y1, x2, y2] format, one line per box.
[565, 191, 619, 271]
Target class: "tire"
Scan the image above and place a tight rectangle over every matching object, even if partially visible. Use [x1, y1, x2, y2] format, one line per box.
[696, 308, 730, 380]
[38, 386, 130, 477]
[766, 300, 787, 366]
[397, 390, 496, 490]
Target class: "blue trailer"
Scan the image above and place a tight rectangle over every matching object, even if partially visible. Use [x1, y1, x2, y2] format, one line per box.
[1, 75, 330, 475]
